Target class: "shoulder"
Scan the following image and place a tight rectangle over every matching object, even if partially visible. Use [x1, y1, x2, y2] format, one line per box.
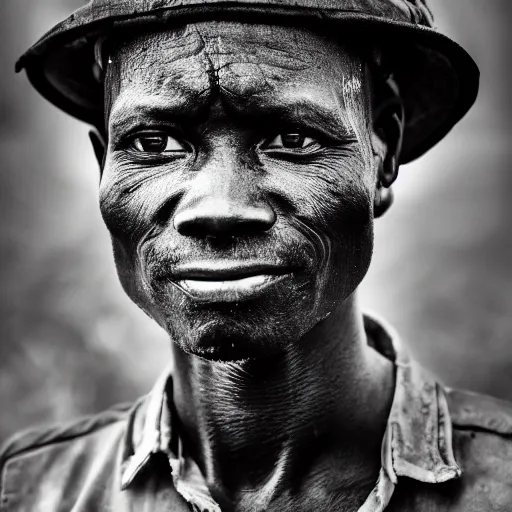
[445, 388, 512, 510]
[446, 387, 512, 469]
[0, 402, 137, 510]
[447, 387, 512, 435]
[391, 388, 512, 511]
[0, 402, 133, 464]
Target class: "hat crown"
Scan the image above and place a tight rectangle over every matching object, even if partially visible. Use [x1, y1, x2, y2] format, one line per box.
[76, 0, 435, 27]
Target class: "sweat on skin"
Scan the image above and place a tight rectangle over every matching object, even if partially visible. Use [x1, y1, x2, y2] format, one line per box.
[96, 21, 401, 512]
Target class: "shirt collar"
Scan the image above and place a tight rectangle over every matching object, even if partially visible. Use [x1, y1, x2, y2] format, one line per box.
[120, 313, 461, 491]
[364, 313, 461, 485]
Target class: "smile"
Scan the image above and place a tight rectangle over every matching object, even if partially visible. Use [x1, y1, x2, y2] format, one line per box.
[171, 261, 292, 302]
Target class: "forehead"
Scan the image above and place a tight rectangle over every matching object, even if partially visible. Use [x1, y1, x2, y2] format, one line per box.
[106, 21, 368, 124]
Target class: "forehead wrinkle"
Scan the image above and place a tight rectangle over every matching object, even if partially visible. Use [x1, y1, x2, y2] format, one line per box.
[194, 21, 339, 63]
[204, 35, 312, 73]
[105, 26, 217, 120]
[192, 23, 367, 116]
[111, 21, 344, 91]
[113, 27, 211, 72]
[117, 55, 210, 97]
[106, 22, 371, 137]
[198, 23, 340, 97]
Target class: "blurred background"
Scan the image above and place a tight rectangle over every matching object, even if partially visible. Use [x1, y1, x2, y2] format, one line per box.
[0, 1, 511, 443]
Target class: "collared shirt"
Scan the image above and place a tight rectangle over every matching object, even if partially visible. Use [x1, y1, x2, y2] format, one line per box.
[120, 313, 461, 512]
[3, 314, 512, 511]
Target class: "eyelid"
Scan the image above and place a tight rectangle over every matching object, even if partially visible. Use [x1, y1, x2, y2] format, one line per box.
[122, 128, 191, 154]
[264, 134, 317, 150]
[129, 128, 181, 141]
[113, 123, 186, 145]
[259, 130, 323, 152]
[135, 132, 183, 146]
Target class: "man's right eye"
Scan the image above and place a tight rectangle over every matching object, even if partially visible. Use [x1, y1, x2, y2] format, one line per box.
[131, 133, 186, 154]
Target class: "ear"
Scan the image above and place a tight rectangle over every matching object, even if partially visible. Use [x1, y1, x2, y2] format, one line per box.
[373, 83, 404, 218]
[88, 129, 107, 177]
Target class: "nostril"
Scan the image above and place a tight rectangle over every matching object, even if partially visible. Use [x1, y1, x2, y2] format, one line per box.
[174, 206, 276, 238]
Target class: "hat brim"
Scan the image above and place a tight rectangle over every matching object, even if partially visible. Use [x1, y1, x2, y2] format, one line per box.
[16, 8, 479, 164]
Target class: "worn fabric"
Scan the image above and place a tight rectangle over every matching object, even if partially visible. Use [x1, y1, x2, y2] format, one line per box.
[2, 314, 512, 511]
[16, 0, 479, 164]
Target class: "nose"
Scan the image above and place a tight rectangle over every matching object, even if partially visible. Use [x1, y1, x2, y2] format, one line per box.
[173, 158, 276, 238]
[174, 201, 275, 237]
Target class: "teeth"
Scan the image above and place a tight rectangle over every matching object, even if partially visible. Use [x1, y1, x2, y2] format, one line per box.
[182, 274, 269, 293]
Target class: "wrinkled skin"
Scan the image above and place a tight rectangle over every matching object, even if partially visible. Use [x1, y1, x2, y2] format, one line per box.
[101, 22, 390, 360]
[98, 21, 402, 511]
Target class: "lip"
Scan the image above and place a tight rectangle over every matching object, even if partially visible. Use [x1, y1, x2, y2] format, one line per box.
[170, 261, 292, 302]
[172, 260, 291, 280]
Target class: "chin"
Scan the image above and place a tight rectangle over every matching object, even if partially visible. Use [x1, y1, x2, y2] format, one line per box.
[129, 257, 366, 361]
[137, 270, 313, 360]
[167, 313, 290, 362]
[161, 298, 318, 362]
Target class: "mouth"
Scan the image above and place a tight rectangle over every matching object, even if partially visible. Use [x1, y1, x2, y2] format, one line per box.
[170, 261, 293, 302]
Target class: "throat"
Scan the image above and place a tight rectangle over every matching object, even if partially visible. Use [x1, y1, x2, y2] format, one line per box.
[170, 306, 395, 510]
[173, 353, 314, 495]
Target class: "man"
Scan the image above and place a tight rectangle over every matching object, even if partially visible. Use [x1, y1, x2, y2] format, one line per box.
[1, 0, 511, 511]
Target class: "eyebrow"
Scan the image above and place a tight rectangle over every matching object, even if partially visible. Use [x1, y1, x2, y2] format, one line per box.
[108, 93, 209, 135]
[243, 98, 357, 140]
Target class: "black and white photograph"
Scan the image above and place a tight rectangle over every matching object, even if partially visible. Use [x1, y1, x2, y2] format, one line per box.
[0, 1, 511, 510]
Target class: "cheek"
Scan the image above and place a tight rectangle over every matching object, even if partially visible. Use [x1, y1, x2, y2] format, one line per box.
[263, 151, 375, 300]
[98, 159, 185, 245]
[99, 168, 151, 241]
[97, 165, 174, 323]
[310, 172, 373, 301]
[98, 161, 187, 305]
[264, 151, 374, 235]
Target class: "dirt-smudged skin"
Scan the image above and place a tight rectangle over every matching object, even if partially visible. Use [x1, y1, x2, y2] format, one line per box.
[95, 21, 402, 511]
[10, 2, 512, 511]
[101, 22, 381, 360]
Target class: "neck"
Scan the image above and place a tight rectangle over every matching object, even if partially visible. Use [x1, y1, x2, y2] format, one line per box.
[171, 296, 394, 510]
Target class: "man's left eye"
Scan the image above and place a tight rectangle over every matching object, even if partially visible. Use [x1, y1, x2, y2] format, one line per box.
[131, 133, 185, 154]
[264, 133, 319, 150]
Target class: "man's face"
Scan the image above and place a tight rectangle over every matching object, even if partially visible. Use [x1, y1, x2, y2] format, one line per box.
[100, 21, 381, 360]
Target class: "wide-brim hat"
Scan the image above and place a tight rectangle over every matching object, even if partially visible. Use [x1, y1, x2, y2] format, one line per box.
[16, 0, 479, 164]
